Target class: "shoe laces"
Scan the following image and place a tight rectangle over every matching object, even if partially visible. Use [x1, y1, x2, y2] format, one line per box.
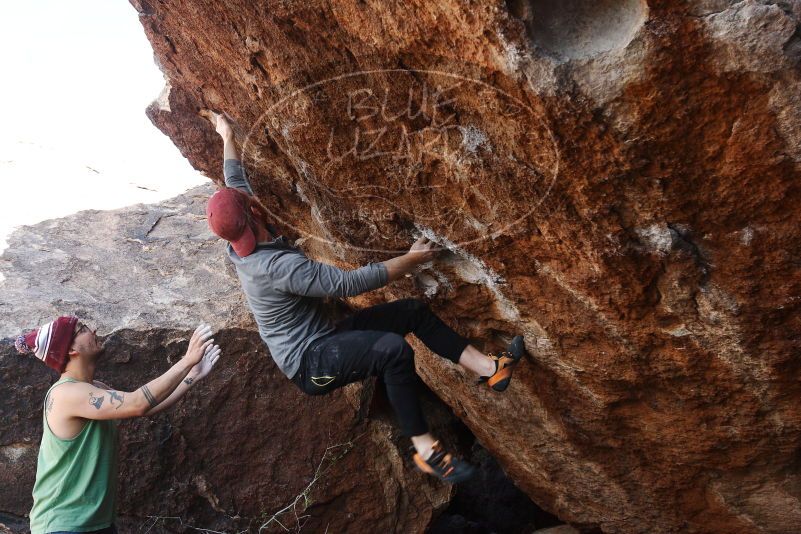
[488, 348, 515, 362]
[477, 350, 515, 384]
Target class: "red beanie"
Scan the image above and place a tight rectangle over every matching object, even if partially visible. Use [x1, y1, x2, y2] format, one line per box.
[15, 316, 79, 373]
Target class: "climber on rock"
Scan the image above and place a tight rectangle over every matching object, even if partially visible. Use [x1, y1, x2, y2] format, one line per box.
[15, 318, 221, 534]
[206, 111, 526, 484]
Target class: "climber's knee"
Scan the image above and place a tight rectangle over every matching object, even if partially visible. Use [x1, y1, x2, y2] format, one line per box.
[397, 298, 432, 327]
[373, 332, 415, 377]
[405, 297, 429, 312]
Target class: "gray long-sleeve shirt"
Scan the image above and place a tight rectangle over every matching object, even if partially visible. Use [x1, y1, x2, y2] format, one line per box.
[222, 159, 388, 378]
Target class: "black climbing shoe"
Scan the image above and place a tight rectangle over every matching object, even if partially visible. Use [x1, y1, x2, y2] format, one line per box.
[478, 335, 526, 392]
[413, 441, 476, 484]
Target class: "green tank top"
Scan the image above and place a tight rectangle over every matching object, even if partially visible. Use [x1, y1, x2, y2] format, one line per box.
[29, 377, 119, 534]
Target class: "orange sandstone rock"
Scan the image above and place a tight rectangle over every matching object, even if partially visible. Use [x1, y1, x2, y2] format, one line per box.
[133, 1, 801, 532]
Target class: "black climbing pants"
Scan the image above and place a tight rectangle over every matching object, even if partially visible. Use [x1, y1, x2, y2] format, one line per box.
[291, 298, 470, 437]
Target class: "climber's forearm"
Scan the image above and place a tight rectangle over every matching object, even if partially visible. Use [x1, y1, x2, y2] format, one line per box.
[214, 113, 252, 193]
[382, 253, 423, 282]
[222, 133, 239, 161]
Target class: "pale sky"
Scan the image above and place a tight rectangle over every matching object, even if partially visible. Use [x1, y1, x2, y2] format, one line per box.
[0, 0, 206, 254]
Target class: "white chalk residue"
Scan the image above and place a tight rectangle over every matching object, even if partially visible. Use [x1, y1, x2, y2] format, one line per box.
[498, 33, 522, 73]
[1, 444, 29, 463]
[740, 226, 754, 246]
[635, 223, 674, 255]
[458, 125, 490, 154]
[415, 224, 520, 322]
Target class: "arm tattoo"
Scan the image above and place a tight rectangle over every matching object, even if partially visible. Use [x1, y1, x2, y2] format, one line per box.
[46, 396, 55, 414]
[89, 392, 104, 409]
[140, 385, 157, 408]
[108, 390, 125, 410]
[183, 377, 194, 386]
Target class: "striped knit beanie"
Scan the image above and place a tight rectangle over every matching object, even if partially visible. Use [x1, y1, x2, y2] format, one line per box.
[15, 316, 79, 373]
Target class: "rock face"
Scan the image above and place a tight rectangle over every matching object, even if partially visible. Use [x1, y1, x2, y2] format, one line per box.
[130, 1, 801, 532]
[0, 187, 461, 532]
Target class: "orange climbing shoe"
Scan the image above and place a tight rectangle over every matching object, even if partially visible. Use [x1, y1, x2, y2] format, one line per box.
[413, 441, 476, 484]
[478, 335, 526, 392]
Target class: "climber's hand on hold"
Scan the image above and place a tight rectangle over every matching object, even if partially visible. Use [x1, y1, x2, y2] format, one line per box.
[202, 110, 241, 161]
[381, 236, 439, 282]
[408, 236, 438, 265]
[213, 112, 234, 141]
